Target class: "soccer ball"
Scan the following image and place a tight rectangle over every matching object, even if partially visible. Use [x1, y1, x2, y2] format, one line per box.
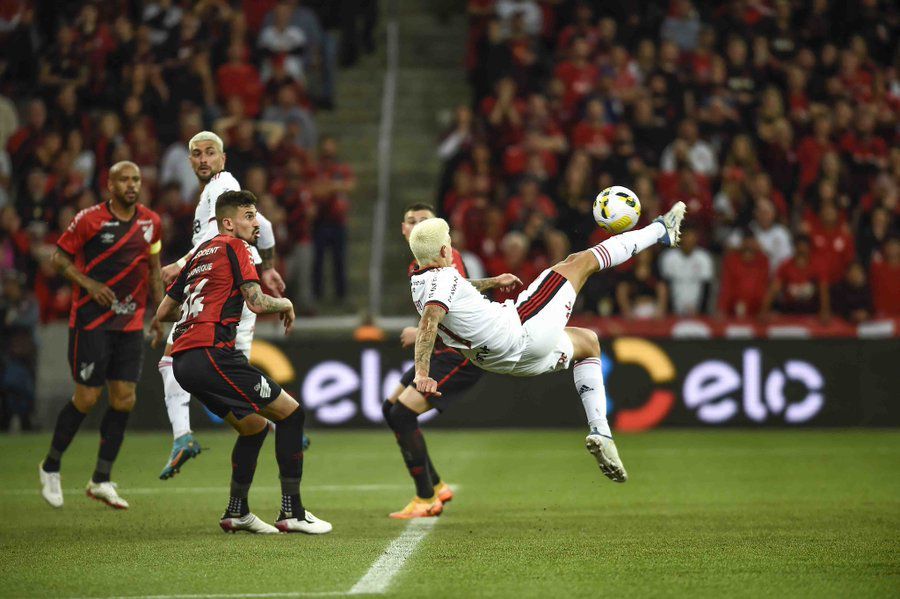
[593, 186, 641, 234]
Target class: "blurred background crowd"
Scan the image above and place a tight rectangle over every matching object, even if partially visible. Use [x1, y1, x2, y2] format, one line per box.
[437, 0, 899, 323]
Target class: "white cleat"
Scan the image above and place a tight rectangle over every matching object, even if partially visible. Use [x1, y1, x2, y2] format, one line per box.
[275, 510, 333, 534]
[654, 200, 687, 247]
[220, 512, 281, 534]
[586, 433, 628, 483]
[86, 480, 130, 509]
[39, 462, 63, 508]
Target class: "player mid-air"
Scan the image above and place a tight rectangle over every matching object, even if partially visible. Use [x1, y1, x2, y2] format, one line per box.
[157, 190, 330, 534]
[383, 203, 489, 519]
[39, 161, 164, 509]
[156, 131, 291, 480]
[408, 201, 687, 485]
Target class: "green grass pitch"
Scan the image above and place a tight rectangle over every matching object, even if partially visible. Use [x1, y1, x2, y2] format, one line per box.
[2, 429, 898, 598]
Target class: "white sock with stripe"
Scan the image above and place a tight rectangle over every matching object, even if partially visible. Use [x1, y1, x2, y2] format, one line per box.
[573, 357, 611, 437]
[590, 221, 665, 270]
[159, 356, 192, 439]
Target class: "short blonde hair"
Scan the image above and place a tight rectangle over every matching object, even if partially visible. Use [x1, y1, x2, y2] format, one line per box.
[409, 218, 450, 265]
[189, 131, 224, 153]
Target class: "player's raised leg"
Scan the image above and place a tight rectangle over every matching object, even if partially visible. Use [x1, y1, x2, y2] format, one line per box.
[565, 327, 626, 483]
[158, 342, 202, 480]
[85, 379, 134, 509]
[384, 387, 444, 519]
[552, 201, 686, 294]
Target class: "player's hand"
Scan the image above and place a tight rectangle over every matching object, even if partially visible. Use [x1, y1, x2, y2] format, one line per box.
[494, 273, 523, 293]
[413, 374, 441, 396]
[261, 268, 286, 298]
[279, 299, 295, 334]
[148, 315, 164, 348]
[86, 280, 116, 307]
[161, 262, 182, 286]
[400, 326, 418, 348]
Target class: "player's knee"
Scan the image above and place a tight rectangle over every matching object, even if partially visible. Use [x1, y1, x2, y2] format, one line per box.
[585, 329, 601, 357]
[388, 402, 418, 432]
[110, 393, 137, 412]
[281, 404, 305, 430]
[72, 387, 102, 412]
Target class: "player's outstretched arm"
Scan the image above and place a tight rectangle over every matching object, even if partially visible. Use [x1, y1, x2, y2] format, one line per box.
[156, 295, 182, 323]
[468, 273, 523, 294]
[413, 304, 447, 396]
[51, 248, 116, 307]
[241, 281, 295, 333]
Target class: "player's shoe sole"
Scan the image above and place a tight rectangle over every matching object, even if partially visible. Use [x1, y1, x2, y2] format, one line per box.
[39, 462, 63, 508]
[274, 510, 332, 534]
[389, 497, 444, 519]
[220, 513, 280, 534]
[86, 481, 129, 509]
[585, 434, 628, 483]
[654, 201, 687, 247]
[435, 482, 454, 504]
[159, 434, 202, 480]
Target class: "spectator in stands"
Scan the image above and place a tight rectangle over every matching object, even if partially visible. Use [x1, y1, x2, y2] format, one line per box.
[216, 42, 264, 118]
[806, 201, 855, 285]
[660, 0, 701, 52]
[159, 112, 201, 203]
[0, 268, 38, 431]
[869, 237, 900, 317]
[829, 262, 873, 324]
[485, 231, 541, 303]
[617, 250, 668, 319]
[505, 177, 556, 230]
[857, 206, 897, 267]
[718, 235, 769, 318]
[749, 198, 793, 274]
[658, 225, 713, 316]
[761, 236, 827, 319]
[258, 2, 310, 83]
[660, 119, 717, 177]
[496, 0, 542, 38]
[261, 85, 318, 150]
[312, 135, 355, 304]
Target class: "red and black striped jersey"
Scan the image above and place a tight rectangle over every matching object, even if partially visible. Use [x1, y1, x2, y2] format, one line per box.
[166, 234, 259, 355]
[407, 248, 469, 278]
[57, 202, 162, 331]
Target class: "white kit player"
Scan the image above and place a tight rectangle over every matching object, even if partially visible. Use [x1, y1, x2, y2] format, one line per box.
[408, 202, 686, 482]
[156, 131, 288, 480]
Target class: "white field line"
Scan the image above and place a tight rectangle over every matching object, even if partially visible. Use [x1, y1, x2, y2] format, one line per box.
[76, 593, 346, 599]
[6, 483, 408, 496]
[348, 518, 437, 595]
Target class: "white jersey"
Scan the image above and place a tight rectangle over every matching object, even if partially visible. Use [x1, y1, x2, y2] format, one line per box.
[411, 266, 525, 373]
[191, 170, 275, 264]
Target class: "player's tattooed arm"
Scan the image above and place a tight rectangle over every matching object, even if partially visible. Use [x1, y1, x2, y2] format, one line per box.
[156, 295, 182, 322]
[51, 248, 116, 307]
[258, 246, 286, 297]
[241, 282, 295, 333]
[413, 305, 447, 396]
[468, 273, 523, 294]
[258, 246, 275, 271]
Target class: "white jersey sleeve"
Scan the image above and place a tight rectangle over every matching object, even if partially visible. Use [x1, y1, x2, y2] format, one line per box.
[255, 211, 275, 251]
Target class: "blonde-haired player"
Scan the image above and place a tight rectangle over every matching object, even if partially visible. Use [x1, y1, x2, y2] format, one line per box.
[408, 203, 686, 493]
[156, 131, 288, 479]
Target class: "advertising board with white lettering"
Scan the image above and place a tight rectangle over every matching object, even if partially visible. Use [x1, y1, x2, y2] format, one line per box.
[129, 338, 899, 430]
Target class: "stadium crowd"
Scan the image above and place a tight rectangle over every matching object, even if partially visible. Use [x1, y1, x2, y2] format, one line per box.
[0, 0, 374, 430]
[438, 0, 899, 322]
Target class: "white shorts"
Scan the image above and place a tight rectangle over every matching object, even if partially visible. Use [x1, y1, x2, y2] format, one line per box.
[166, 303, 256, 359]
[509, 269, 576, 377]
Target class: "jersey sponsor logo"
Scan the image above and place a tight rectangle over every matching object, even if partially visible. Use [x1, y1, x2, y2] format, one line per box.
[141, 223, 154, 243]
[472, 344, 490, 363]
[578, 384, 594, 394]
[79, 362, 95, 382]
[110, 294, 138, 315]
[100, 232, 116, 244]
[101, 220, 120, 228]
[194, 246, 221, 258]
[254, 375, 272, 399]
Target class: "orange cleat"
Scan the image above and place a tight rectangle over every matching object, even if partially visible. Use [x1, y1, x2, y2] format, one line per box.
[389, 496, 443, 519]
[434, 482, 454, 504]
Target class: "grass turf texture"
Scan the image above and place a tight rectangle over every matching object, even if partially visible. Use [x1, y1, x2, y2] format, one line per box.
[1, 430, 898, 598]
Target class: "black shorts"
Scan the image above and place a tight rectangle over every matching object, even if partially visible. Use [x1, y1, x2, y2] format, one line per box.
[399, 348, 482, 412]
[67, 328, 144, 387]
[172, 347, 282, 420]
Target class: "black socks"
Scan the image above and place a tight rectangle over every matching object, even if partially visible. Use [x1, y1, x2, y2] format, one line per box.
[225, 426, 268, 518]
[387, 401, 435, 499]
[43, 401, 87, 473]
[384, 400, 442, 487]
[276, 407, 306, 520]
[92, 408, 131, 483]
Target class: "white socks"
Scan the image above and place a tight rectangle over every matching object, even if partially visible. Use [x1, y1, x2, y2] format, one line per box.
[158, 356, 192, 439]
[590, 221, 664, 270]
[573, 357, 611, 437]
